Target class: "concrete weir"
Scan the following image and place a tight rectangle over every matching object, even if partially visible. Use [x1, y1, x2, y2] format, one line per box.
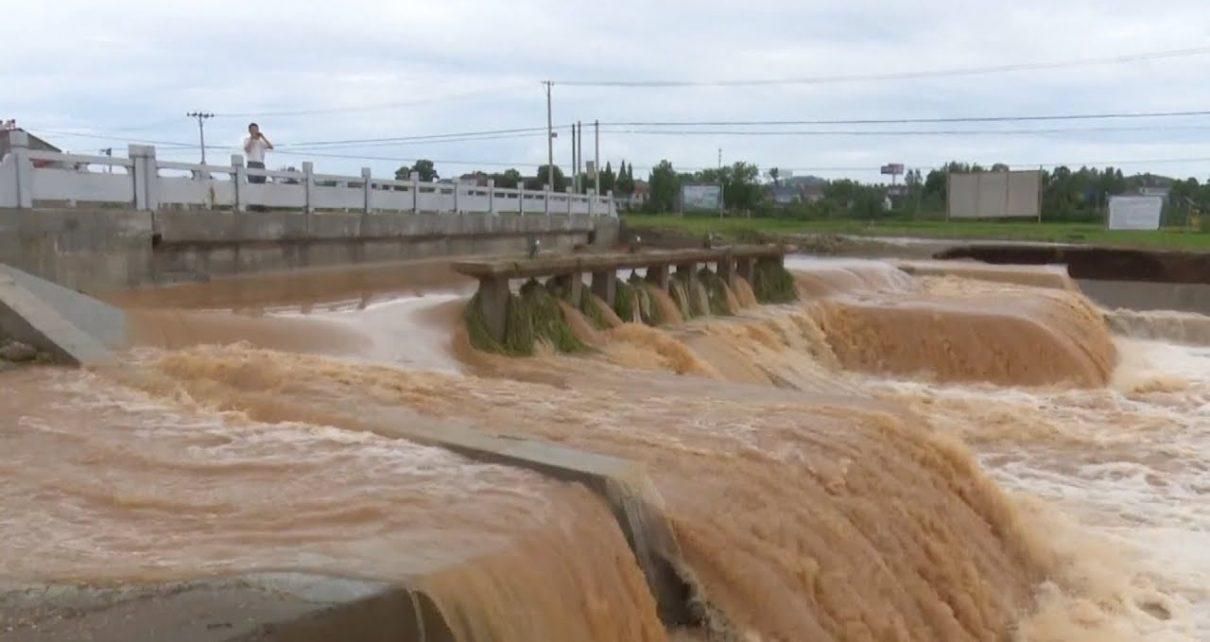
[0, 264, 124, 365]
[2, 262, 714, 638]
[453, 244, 791, 343]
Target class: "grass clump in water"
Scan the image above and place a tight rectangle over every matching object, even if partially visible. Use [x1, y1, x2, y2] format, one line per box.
[577, 287, 607, 329]
[627, 273, 662, 325]
[752, 259, 798, 304]
[464, 291, 506, 353]
[466, 279, 587, 356]
[614, 279, 637, 323]
[697, 267, 734, 316]
[672, 270, 712, 318]
[546, 276, 607, 329]
[669, 277, 696, 320]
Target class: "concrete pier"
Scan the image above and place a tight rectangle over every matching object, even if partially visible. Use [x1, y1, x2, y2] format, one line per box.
[453, 245, 792, 343]
[591, 270, 617, 306]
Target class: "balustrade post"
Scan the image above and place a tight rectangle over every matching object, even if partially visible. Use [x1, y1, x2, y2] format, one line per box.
[231, 154, 246, 212]
[361, 167, 372, 213]
[10, 131, 32, 208]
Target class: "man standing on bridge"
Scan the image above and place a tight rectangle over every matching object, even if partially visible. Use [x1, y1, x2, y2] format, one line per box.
[242, 122, 274, 183]
[243, 123, 273, 212]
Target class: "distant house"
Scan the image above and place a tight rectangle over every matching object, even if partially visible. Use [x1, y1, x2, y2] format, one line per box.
[458, 171, 490, 187]
[0, 127, 62, 167]
[769, 185, 801, 205]
[614, 180, 648, 211]
[767, 175, 829, 206]
[1139, 186, 1171, 200]
[785, 175, 828, 204]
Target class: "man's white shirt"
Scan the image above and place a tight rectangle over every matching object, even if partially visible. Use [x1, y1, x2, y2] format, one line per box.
[243, 136, 270, 163]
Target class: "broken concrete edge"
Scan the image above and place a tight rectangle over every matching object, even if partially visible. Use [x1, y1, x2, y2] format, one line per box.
[383, 419, 731, 635]
[0, 264, 123, 366]
[0, 572, 455, 642]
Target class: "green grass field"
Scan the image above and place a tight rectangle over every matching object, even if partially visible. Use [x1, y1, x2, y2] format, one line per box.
[623, 214, 1210, 251]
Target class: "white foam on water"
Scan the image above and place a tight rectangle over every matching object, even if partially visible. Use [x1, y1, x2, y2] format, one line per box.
[878, 337, 1210, 638]
[275, 293, 467, 374]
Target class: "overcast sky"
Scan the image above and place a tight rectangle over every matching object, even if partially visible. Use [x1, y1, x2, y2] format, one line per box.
[4, 0, 1210, 182]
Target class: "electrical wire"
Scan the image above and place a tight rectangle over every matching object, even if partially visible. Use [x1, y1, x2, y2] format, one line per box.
[280, 126, 561, 149]
[212, 85, 532, 118]
[597, 125, 1210, 137]
[23, 128, 194, 148]
[599, 109, 1210, 127]
[553, 45, 1210, 87]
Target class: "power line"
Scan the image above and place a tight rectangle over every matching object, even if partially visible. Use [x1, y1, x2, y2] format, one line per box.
[598, 125, 1210, 137]
[281, 132, 550, 151]
[599, 109, 1210, 127]
[553, 44, 1210, 87]
[30, 105, 1210, 152]
[270, 149, 544, 168]
[212, 85, 531, 118]
[24, 128, 194, 147]
[280, 125, 561, 149]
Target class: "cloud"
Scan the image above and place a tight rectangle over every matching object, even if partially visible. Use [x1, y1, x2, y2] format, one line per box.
[4, 0, 1210, 181]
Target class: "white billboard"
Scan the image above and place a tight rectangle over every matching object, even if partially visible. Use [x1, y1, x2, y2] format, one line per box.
[681, 184, 722, 212]
[1108, 196, 1163, 230]
[947, 170, 1042, 219]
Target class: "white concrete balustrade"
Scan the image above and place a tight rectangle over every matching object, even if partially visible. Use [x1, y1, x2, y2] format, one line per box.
[0, 132, 615, 217]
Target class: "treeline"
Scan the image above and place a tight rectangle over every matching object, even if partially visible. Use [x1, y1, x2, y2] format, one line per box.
[644, 160, 764, 212]
[395, 157, 1210, 222]
[393, 159, 639, 194]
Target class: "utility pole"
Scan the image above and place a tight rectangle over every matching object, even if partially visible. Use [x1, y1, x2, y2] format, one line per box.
[186, 111, 214, 164]
[718, 147, 722, 170]
[576, 120, 584, 194]
[544, 82, 555, 192]
[593, 119, 600, 196]
[570, 122, 578, 194]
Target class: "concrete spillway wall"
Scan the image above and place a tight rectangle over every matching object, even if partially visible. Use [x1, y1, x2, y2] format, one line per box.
[0, 207, 619, 295]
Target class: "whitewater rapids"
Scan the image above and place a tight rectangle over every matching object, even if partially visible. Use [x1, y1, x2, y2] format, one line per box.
[1, 257, 1206, 641]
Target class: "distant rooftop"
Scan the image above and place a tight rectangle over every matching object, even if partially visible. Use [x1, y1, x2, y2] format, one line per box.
[0, 128, 61, 160]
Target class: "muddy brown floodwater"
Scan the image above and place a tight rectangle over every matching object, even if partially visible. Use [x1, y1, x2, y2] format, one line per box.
[2, 256, 1207, 641]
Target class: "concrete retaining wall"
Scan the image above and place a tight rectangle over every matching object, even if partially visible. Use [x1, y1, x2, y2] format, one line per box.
[0, 208, 619, 294]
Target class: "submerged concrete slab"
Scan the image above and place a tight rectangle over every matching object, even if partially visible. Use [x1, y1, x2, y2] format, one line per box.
[366, 415, 704, 628]
[0, 264, 125, 365]
[0, 573, 453, 642]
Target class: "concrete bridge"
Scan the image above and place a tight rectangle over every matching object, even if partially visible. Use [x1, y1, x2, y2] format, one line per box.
[0, 131, 618, 293]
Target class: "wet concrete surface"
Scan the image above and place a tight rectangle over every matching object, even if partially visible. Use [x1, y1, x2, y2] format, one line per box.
[935, 244, 1210, 285]
[0, 574, 451, 642]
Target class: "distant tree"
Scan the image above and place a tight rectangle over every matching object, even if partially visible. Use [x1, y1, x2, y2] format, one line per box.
[645, 160, 679, 212]
[395, 159, 438, 182]
[600, 161, 616, 193]
[824, 179, 885, 219]
[526, 165, 567, 192]
[697, 161, 762, 210]
[731, 162, 762, 210]
[991, 163, 1010, 172]
[769, 167, 780, 186]
[491, 168, 523, 189]
[616, 161, 635, 195]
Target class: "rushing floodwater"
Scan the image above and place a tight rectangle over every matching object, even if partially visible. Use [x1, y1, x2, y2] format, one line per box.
[2, 257, 1207, 640]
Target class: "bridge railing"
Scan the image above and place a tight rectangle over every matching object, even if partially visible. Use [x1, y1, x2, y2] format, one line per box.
[0, 131, 615, 217]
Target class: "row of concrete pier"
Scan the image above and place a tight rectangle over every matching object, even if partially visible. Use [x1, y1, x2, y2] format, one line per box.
[452, 245, 792, 342]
